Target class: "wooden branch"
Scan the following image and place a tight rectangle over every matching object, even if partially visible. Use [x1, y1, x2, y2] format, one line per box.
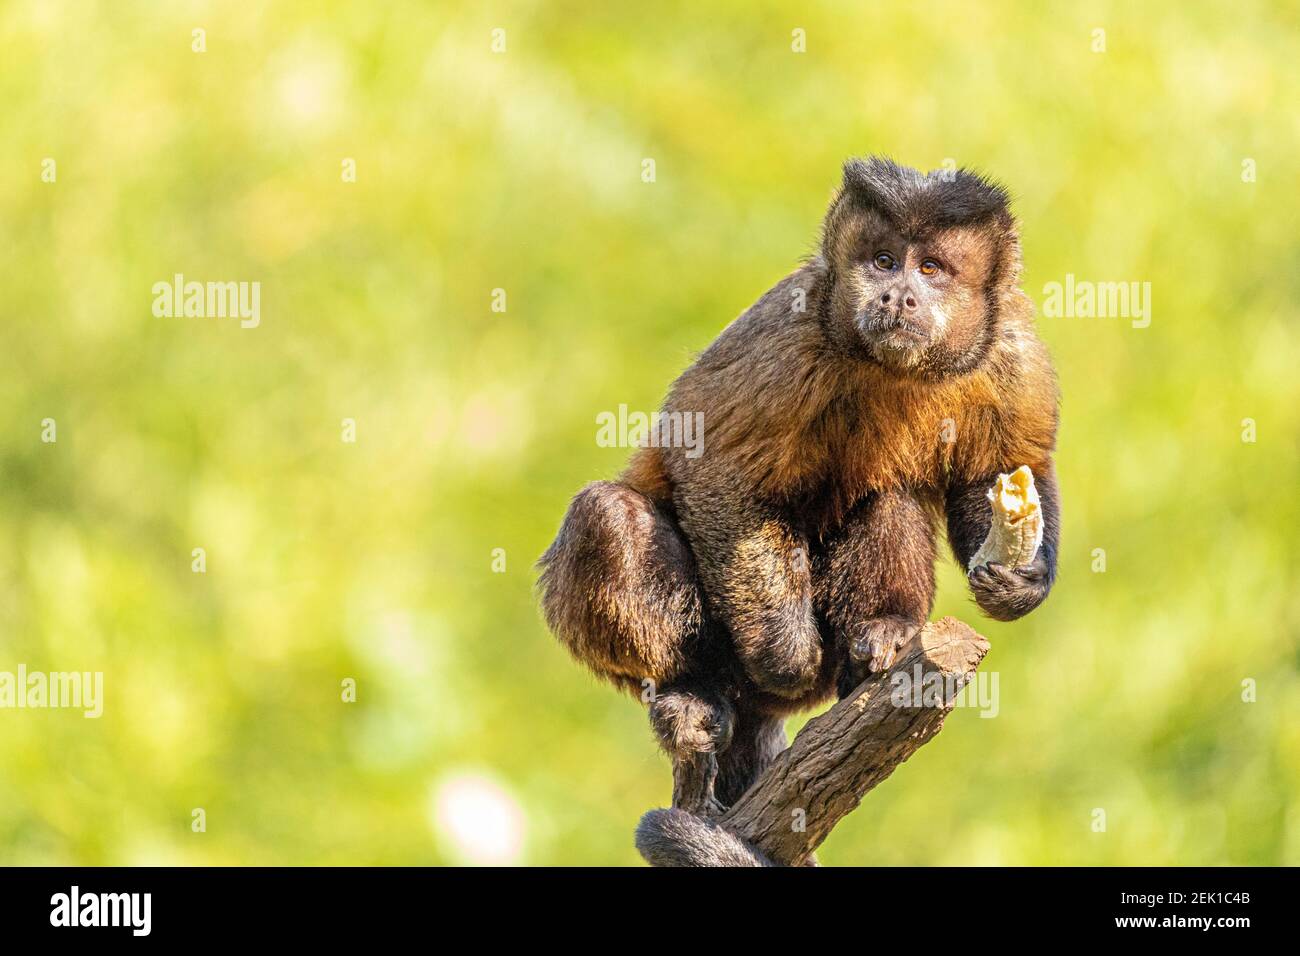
[635, 616, 990, 866]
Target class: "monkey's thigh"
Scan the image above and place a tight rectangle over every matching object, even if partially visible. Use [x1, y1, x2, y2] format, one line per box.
[538, 481, 704, 689]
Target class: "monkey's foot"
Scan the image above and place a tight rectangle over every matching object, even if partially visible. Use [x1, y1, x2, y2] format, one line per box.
[650, 691, 737, 818]
[649, 690, 735, 755]
[849, 615, 922, 679]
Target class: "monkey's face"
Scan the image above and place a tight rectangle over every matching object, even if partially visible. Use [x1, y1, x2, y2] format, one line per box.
[822, 158, 1021, 380]
[831, 215, 1000, 378]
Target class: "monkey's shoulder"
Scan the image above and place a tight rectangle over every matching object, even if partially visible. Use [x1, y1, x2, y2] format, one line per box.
[687, 265, 828, 375]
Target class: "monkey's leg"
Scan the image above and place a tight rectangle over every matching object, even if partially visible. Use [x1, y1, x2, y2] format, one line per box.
[649, 687, 735, 817]
[676, 488, 821, 699]
[714, 710, 787, 808]
[540, 483, 739, 813]
[538, 481, 704, 691]
[816, 490, 936, 696]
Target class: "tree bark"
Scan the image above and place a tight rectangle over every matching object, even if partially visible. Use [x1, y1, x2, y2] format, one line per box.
[635, 616, 989, 866]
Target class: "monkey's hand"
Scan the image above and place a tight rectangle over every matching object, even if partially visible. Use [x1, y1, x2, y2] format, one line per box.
[948, 461, 1060, 624]
[968, 552, 1051, 622]
[846, 615, 923, 685]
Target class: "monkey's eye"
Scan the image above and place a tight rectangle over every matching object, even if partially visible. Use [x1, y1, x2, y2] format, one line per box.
[873, 252, 896, 271]
[919, 258, 941, 276]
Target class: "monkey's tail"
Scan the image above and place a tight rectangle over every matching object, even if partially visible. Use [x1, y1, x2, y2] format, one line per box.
[634, 808, 774, 867]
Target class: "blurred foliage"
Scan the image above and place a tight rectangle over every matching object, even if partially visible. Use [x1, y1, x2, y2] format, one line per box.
[0, 0, 1297, 865]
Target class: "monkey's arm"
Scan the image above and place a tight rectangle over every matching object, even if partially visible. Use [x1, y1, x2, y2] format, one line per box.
[676, 489, 822, 699]
[946, 460, 1060, 622]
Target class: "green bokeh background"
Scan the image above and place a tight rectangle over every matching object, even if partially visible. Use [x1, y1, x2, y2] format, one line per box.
[1, 1, 1297, 865]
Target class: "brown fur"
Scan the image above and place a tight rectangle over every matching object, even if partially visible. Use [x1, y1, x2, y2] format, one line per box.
[539, 157, 1062, 816]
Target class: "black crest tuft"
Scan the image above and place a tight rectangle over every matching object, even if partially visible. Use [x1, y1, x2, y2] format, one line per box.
[839, 156, 1013, 236]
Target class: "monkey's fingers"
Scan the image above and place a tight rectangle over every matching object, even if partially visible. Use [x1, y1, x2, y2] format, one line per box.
[969, 561, 1050, 622]
[971, 562, 1020, 592]
[1013, 558, 1048, 581]
[988, 561, 1046, 586]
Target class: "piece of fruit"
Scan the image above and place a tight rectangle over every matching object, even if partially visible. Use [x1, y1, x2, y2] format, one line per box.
[967, 465, 1043, 572]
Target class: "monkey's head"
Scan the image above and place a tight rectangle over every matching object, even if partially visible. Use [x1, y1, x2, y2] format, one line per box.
[821, 156, 1022, 379]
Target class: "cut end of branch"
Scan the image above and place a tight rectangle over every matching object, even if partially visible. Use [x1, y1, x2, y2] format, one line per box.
[910, 615, 991, 679]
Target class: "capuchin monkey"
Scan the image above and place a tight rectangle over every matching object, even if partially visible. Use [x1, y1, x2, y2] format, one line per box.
[538, 157, 1061, 818]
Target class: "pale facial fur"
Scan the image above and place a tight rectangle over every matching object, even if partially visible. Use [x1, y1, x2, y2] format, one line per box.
[831, 214, 999, 378]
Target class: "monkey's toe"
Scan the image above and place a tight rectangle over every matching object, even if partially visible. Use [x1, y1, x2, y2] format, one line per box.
[678, 793, 730, 819]
[849, 615, 922, 677]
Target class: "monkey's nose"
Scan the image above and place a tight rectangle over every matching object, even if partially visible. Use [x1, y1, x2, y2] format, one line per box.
[880, 290, 919, 312]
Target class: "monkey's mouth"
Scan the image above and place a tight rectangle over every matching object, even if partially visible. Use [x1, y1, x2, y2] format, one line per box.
[858, 312, 929, 351]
